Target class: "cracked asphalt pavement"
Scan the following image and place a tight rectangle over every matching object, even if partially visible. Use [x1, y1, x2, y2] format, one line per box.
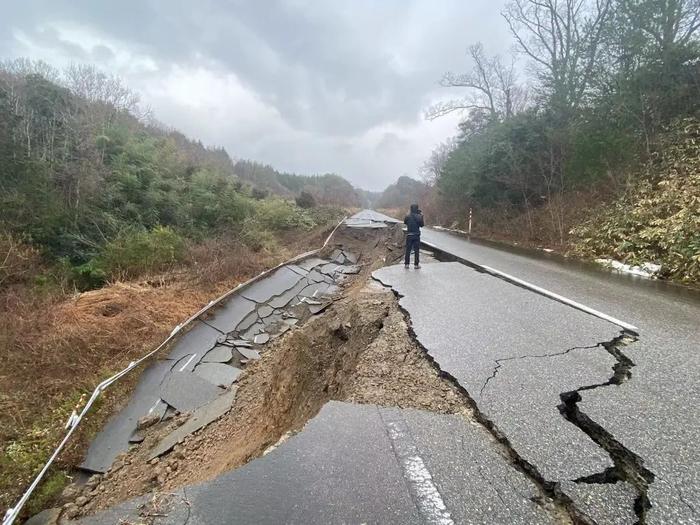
[61, 215, 699, 525]
[418, 228, 700, 524]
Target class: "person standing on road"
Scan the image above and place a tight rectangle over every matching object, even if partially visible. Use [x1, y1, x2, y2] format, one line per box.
[404, 203, 424, 269]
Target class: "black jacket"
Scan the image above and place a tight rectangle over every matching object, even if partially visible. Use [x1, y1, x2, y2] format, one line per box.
[404, 210, 424, 236]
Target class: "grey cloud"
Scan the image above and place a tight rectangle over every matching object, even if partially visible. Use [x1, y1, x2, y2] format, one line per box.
[2, 0, 511, 188]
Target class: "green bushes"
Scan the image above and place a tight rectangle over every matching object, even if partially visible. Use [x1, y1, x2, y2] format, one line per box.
[61, 226, 185, 289]
[295, 191, 317, 208]
[100, 226, 185, 278]
[570, 118, 700, 283]
[253, 199, 317, 231]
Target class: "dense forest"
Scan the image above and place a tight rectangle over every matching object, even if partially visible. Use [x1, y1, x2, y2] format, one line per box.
[232, 160, 363, 207]
[0, 60, 351, 291]
[375, 175, 430, 211]
[422, 0, 700, 282]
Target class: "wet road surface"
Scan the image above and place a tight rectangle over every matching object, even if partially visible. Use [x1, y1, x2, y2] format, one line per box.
[420, 228, 700, 524]
[70, 214, 699, 524]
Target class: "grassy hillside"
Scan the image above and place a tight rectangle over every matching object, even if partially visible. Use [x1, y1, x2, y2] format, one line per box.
[570, 118, 700, 283]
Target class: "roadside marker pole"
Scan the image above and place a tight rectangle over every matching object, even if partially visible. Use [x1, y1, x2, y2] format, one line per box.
[468, 208, 472, 238]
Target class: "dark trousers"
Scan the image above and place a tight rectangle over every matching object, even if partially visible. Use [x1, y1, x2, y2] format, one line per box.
[405, 235, 420, 266]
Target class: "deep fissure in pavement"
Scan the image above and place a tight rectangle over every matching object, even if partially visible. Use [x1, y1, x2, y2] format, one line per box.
[412, 246, 656, 524]
[67, 225, 479, 518]
[557, 334, 655, 524]
[373, 278, 578, 525]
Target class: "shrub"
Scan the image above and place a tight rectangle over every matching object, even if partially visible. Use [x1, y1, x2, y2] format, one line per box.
[253, 199, 315, 231]
[570, 118, 700, 283]
[68, 259, 108, 290]
[251, 187, 269, 200]
[295, 191, 317, 208]
[238, 218, 278, 252]
[100, 226, 185, 279]
[0, 233, 42, 287]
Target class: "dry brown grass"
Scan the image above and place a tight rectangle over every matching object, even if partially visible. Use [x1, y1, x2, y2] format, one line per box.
[0, 222, 336, 516]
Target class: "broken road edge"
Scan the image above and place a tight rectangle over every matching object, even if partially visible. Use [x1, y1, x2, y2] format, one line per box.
[2, 217, 347, 525]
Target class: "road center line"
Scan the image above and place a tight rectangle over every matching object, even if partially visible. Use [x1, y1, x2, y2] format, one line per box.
[381, 412, 454, 525]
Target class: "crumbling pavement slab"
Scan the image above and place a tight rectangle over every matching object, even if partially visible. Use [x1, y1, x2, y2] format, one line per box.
[236, 347, 260, 360]
[164, 321, 221, 362]
[268, 278, 310, 309]
[161, 371, 223, 413]
[193, 362, 243, 388]
[240, 266, 304, 304]
[149, 388, 238, 459]
[203, 295, 257, 333]
[80, 360, 172, 473]
[201, 345, 233, 363]
[295, 257, 327, 271]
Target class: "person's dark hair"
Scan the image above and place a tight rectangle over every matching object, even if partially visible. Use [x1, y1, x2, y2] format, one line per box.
[410, 203, 419, 213]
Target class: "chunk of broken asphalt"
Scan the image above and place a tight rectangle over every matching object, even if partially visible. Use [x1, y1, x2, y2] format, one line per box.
[194, 363, 243, 388]
[202, 345, 233, 363]
[161, 371, 223, 413]
[309, 302, 331, 315]
[149, 388, 238, 460]
[241, 266, 303, 303]
[253, 333, 270, 344]
[236, 347, 260, 360]
[165, 321, 221, 362]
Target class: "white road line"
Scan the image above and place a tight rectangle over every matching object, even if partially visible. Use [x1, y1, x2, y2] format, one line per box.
[421, 240, 639, 334]
[178, 353, 197, 372]
[384, 419, 454, 525]
[481, 264, 639, 333]
[147, 398, 161, 415]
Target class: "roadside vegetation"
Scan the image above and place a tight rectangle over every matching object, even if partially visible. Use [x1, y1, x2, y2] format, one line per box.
[0, 59, 346, 514]
[415, 0, 700, 283]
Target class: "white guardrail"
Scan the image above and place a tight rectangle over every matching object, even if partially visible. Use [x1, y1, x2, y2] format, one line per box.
[3, 217, 347, 525]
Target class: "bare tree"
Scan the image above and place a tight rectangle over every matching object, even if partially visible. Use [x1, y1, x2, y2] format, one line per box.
[64, 64, 141, 114]
[503, 0, 613, 114]
[426, 43, 527, 121]
[420, 138, 458, 185]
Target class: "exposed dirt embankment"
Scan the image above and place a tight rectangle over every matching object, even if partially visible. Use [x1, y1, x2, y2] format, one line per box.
[64, 226, 474, 517]
[0, 222, 337, 517]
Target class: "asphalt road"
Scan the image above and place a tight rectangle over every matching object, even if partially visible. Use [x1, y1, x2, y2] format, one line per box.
[67, 215, 699, 525]
[79, 402, 554, 525]
[419, 228, 700, 524]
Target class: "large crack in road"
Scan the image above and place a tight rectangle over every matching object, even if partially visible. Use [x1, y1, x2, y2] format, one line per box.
[557, 333, 655, 524]
[39, 214, 671, 525]
[373, 254, 655, 525]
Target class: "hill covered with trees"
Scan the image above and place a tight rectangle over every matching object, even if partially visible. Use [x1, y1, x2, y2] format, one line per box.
[0, 60, 348, 291]
[376, 175, 430, 211]
[422, 0, 700, 283]
[0, 59, 351, 513]
[233, 160, 362, 207]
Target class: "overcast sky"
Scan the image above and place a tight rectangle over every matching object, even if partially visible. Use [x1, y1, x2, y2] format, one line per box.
[1, 0, 511, 191]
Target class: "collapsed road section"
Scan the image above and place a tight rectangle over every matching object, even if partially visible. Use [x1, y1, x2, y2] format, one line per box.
[26, 210, 678, 525]
[40, 211, 568, 525]
[78, 248, 360, 475]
